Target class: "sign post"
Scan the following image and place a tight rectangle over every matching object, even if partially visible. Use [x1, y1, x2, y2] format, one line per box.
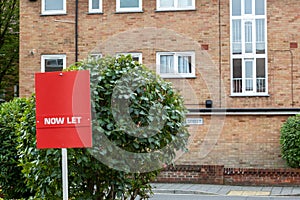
[35, 70, 92, 199]
[62, 148, 68, 200]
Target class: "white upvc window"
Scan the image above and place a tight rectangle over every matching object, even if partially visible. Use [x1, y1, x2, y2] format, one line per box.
[157, 0, 195, 11]
[230, 0, 267, 96]
[41, 55, 66, 72]
[89, 0, 102, 13]
[41, 0, 66, 15]
[116, 53, 142, 64]
[156, 52, 195, 78]
[116, 0, 143, 12]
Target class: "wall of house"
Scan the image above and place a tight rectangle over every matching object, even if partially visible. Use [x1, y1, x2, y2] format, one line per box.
[20, 0, 300, 109]
[19, 0, 300, 169]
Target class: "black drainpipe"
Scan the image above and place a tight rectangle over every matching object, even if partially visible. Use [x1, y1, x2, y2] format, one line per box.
[75, 0, 79, 63]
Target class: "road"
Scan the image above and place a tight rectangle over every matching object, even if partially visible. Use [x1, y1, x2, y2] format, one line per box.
[149, 194, 299, 200]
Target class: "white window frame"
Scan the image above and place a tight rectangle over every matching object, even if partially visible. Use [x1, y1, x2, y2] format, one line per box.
[230, 0, 268, 96]
[156, 51, 195, 78]
[89, 0, 103, 13]
[41, 0, 67, 15]
[156, 0, 195, 11]
[41, 55, 66, 72]
[116, 0, 143, 12]
[116, 53, 142, 64]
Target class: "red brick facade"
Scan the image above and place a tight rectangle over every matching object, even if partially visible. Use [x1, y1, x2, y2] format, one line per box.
[20, 0, 300, 169]
[156, 165, 300, 186]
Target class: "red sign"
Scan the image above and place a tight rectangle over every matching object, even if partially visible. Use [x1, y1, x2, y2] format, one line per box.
[35, 70, 92, 149]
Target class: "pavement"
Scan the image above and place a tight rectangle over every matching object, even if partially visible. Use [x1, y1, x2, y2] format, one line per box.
[151, 183, 300, 197]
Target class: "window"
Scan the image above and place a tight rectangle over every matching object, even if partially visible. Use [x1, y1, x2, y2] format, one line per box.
[42, 0, 66, 15]
[89, 0, 102, 13]
[231, 0, 267, 95]
[116, 0, 142, 12]
[41, 55, 66, 72]
[116, 53, 142, 64]
[157, 0, 195, 11]
[156, 52, 195, 78]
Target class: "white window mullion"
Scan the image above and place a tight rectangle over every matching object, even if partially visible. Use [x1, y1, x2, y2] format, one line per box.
[241, 0, 245, 15]
[174, 0, 178, 8]
[174, 53, 178, 74]
[253, 58, 257, 92]
[242, 59, 246, 93]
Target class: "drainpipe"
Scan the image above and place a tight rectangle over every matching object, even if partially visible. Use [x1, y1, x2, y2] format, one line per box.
[75, 0, 79, 63]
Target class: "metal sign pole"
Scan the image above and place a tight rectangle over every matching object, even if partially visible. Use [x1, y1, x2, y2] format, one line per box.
[62, 148, 68, 200]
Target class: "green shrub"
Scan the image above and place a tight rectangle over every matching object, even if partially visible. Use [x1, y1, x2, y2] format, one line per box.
[0, 98, 34, 199]
[280, 114, 300, 168]
[17, 55, 189, 199]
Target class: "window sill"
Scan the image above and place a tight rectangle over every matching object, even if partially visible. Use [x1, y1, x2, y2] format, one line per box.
[160, 75, 197, 79]
[115, 10, 144, 14]
[87, 12, 103, 15]
[155, 8, 196, 12]
[230, 93, 270, 97]
[40, 13, 67, 16]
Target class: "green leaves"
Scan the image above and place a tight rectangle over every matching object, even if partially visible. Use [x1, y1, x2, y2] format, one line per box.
[0, 97, 34, 199]
[280, 114, 300, 168]
[0, 0, 19, 101]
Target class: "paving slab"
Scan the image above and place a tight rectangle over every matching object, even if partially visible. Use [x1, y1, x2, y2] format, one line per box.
[151, 183, 300, 197]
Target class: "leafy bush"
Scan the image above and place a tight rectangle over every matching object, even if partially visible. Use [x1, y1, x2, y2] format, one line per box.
[0, 98, 34, 199]
[280, 114, 300, 168]
[16, 55, 189, 199]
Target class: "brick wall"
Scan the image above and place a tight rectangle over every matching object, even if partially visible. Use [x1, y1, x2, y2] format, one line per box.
[156, 165, 300, 186]
[19, 0, 300, 109]
[156, 165, 224, 184]
[175, 114, 288, 168]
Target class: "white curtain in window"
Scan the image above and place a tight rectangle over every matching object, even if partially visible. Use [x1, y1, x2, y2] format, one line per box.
[244, 0, 252, 14]
[232, 20, 242, 54]
[160, 55, 174, 73]
[256, 19, 265, 52]
[255, 0, 265, 15]
[160, 0, 174, 7]
[232, 0, 241, 16]
[245, 21, 253, 53]
[178, 56, 190, 73]
[120, 0, 139, 8]
[92, 0, 100, 9]
[45, 0, 63, 10]
[245, 60, 253, 91]
[178, 0, 192, 7]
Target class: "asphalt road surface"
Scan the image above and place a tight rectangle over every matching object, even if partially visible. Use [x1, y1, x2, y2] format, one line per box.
[149, 194, 299, 200]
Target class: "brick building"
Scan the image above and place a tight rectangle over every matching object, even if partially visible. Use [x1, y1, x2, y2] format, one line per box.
[20, 0, 300, 169]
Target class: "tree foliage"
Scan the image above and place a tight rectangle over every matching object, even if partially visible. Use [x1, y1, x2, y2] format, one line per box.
[0, 0, 19, 101]
[0, 56, 189, 199]
[0, 98, 33, 199]
[280, 114, 300, 168]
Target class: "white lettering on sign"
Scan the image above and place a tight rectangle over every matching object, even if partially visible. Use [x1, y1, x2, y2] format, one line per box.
[44, 117, 65, 125]
[67, 117, 82, 124]
[43, 117, 82, 125]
